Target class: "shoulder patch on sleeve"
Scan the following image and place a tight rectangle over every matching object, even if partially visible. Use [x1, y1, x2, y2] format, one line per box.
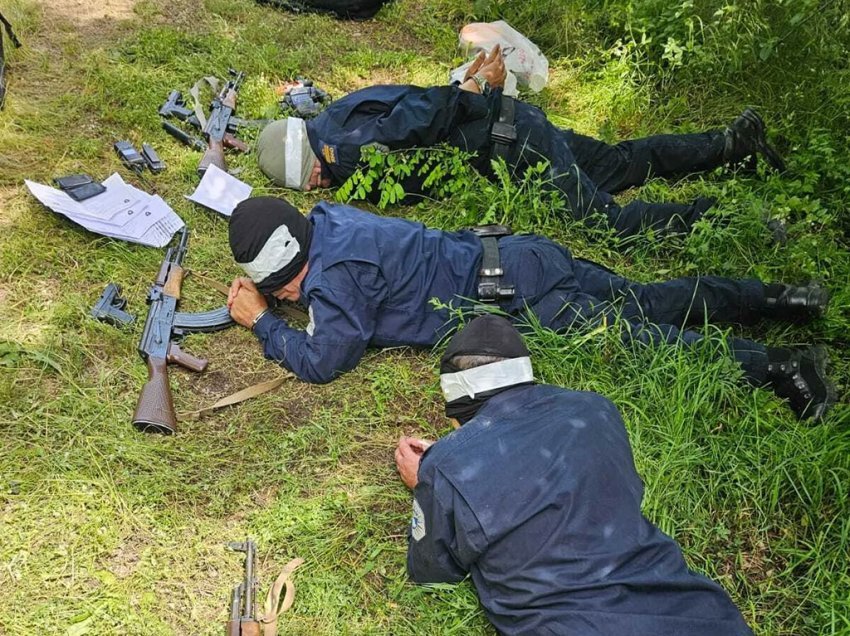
[305, 304, 315, 336]
[411, 498, 427, 542]
[320, 142, 338, 165]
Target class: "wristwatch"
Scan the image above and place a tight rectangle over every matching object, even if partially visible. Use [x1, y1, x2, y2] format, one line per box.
[470, 73, 491, 97]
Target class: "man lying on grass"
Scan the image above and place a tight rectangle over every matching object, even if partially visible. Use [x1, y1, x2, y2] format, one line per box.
[225, 196, 835, 421]
[255, 45, 785, 237]
[394, 314, 754, 636]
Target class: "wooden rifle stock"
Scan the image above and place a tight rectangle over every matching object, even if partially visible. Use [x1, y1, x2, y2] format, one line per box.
[240, 621, 261, 636]
[222, 621, 261, 636]
[133, 356, 177, 434]
[198, 137, 227, 175]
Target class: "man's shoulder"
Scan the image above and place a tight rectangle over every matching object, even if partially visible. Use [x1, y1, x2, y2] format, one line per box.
[309, 202, 386, 235]
[309, 201, 373, 221]
[305, 202, 393, 272]
[429, 387, 621, 459]
[331, 84, 432, 105]
[488, 384, 617, 417]
[421, 385, 626, 484]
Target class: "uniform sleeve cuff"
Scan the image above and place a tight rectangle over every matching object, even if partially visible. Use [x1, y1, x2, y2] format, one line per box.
[251, 310, 283, 339]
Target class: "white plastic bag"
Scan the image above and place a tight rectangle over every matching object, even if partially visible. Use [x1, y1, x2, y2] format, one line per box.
[450, 20, 549, 95]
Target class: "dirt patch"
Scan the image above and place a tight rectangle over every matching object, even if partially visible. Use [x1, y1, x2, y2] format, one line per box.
[251, 485, 279, 507]
[41, 0, 137, 27]
[109, 535, 145, 579]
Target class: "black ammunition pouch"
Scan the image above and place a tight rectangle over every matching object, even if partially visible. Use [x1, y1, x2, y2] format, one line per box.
[471, 224, 515, 303]
[490, 95, 517, 163]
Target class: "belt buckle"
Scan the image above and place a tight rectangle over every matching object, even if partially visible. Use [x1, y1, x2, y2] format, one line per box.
[477, 281, 498, 303]
[491, 121, 516, 145]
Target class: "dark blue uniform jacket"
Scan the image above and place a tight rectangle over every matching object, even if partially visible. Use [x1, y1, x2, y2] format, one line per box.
[250, 202, 605, 383]
[408, 384, 754, 636]
[305, 84, 498, 200]
[252, 202, 482, 383]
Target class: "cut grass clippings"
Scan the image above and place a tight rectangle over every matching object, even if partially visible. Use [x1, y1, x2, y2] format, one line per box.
[0, 0, 848, 635]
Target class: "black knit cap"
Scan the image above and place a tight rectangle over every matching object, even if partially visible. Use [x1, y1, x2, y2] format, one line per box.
[440, 314, 530, 373]
[228, 196, 313, 294]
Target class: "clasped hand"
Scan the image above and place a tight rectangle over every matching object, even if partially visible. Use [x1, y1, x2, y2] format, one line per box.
[228, 277, 269, 328]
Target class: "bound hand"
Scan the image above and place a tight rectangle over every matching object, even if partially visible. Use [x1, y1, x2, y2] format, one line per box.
[227, 277, 255, 308]
[463, 50, 487, 82]
[475, 44, 507, 88]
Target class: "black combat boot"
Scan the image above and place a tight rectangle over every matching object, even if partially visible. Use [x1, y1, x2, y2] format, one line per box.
[724, 108, 786, 172]
[766, 347, 836, 421]
[662, 196, 717, 235]
[763, 282, 830, 323]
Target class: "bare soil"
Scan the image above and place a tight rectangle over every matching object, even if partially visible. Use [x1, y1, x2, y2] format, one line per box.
[41, 0, 137, 27]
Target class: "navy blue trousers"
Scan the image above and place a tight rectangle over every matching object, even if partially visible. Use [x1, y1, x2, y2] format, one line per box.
[500, 238, 769, 384]
[512, 105, 728, 236]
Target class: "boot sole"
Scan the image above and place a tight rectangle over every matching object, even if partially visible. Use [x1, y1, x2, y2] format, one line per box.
[807, 287, 831, 320]
[742, 108, 786, 173]
[784, 286, 830, 324]
[804, 345, 837, 422]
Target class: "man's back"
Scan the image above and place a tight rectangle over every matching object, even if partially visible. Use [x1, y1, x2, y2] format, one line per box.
[305, 85, 495, 193]
[409, 384, 753, 636]
[305, 203, 483, 347]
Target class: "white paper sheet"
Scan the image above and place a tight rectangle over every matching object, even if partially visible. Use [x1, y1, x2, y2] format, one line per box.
[185, 164, 252, 217]
[25, 174, 185, 248]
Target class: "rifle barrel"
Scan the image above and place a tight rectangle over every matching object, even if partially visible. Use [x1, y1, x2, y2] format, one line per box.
[230, 583, 242, 619]
[174, 228, 189, 265]
[244, 539, 255, 618]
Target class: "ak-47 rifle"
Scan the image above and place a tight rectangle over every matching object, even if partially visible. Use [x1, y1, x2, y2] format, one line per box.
[227, 539, 261, 636]
[198, 69, 246, 175]
[159, 88, 253, 153]
[133, 228, 234, 434]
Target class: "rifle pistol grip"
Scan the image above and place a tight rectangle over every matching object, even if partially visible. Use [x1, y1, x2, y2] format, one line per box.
[168, 342, 208, 373]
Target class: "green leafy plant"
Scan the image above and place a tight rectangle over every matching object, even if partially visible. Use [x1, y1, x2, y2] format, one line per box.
[336, 145, 478, 209]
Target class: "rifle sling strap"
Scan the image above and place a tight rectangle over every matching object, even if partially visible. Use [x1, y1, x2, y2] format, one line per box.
[261, 558, 305, 636]
[188, 75, 220, 131]
[177, 374, 294, 421]
[186, 269, 310, 322]
[186, 269, 231, 295]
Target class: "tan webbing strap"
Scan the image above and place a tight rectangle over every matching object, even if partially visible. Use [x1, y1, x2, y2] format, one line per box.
[261, 558, 305, 636]
[173, 270, 309, 421]
[177, 374, 293, 421]
[186, 269, 231, 296]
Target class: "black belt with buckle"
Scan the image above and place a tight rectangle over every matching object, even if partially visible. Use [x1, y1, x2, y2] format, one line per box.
[471, 224, 515, 303]
[490, 95, 517, 163]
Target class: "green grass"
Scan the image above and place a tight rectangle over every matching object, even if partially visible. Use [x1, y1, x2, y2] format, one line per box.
[0, 0, 848, 634]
